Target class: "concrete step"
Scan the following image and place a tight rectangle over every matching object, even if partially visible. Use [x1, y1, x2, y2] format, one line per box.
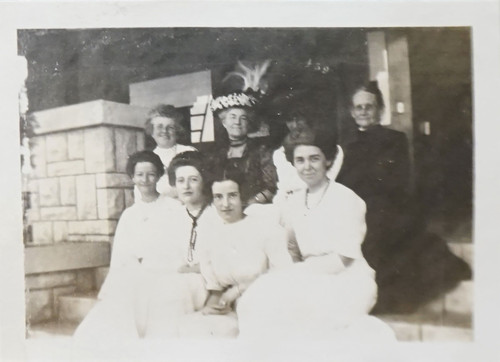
[94, 266, 109, 291]
[27, 319, 80, 338]
[376, 280, 473, 342]
[378, 317, 473, 342]
[448, 242, 474, 271]
[58, 291, 98, 324]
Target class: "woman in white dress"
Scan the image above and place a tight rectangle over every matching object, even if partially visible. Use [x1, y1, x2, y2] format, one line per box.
[74, 150, 181, 344]
[237, 127, 395, 341]
[272, 113, 344, 204]
[75, 151, 218, 344]
[135, 104, 196, 201]
[178, 168, 292, 338]
[142, 151, 220, 338]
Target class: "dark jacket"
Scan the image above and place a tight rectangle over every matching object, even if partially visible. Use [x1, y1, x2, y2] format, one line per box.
[337, 125, 410, 208]
[206, 138, 278, 205]
[338, 125, 471, 313]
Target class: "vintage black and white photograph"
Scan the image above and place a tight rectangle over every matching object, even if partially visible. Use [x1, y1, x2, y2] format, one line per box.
[2, 1, 500, 361]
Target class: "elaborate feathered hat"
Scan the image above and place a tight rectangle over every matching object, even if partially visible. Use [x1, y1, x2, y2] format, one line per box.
[210, 60, 271, 113]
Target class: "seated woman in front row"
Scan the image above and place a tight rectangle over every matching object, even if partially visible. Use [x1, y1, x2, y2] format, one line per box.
[75, 150, 219, 342]
[178, 168, 292, 338]
[74, 150, 181, 342]
[236, 126, 396, 341]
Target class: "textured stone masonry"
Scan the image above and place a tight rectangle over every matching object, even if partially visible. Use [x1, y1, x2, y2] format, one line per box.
[75, 175, 97, 220]
[68, 220, 118, 236]
[26, 100, 151, 324]
[114, 128, 138, 173]
[97, 188, 125, 220]
[47, 160, 85, 177]
[59, 176, 76, 205]
[40, 207, 77, 221]
[31, 221, 53, 244]
[67, 130, 84, 160]
[52, 221, 69, 243]
[67, 235, 113, 243]
[95, 173, 133, 188]
[45, 133, 68, 163]
[31, 136, 47, 178]
[38, 178, 59, 207]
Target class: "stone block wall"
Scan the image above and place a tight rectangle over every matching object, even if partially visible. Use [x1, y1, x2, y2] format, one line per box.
[25, 100, 147, 325]
[27, 100, 148, 245]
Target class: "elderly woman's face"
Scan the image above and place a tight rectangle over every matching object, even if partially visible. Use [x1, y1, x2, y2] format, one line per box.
[221, 108, 249, 140]
[133, 161, 160, 195]
[351, 91, 381, 130]
[212, 180, 244, 224]
[151, 116, 177, 148]
[293, 145, 332, 189]
[175, 165, 204, 207]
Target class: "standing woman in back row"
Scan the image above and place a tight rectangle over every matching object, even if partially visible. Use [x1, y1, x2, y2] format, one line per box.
[137, 104, 196, 200]
[337, 82, 471, 312]
[208, 60, 278, 206]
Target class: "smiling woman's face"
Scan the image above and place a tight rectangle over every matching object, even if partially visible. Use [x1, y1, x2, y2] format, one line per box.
[293, 145, 332, 190]
[175, 165, 204, 207]
[221, 108, 249, 140]
[151, 116, 177, 148]
[132, 161, 160, 195]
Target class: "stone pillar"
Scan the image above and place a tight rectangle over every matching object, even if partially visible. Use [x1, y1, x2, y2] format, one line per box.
[27, 100, 148, 245]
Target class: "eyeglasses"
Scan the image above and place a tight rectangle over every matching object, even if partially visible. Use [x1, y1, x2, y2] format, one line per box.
[353, 104, 376, 112]
[154, 125, 176, 133]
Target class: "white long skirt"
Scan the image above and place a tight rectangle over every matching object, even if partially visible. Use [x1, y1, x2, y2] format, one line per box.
[237, 262, 394, 341]
[73, 268, 207, 343]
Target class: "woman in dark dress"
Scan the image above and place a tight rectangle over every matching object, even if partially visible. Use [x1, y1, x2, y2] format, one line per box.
[337, 82, 471, 313]
[207, 61, 278, 206]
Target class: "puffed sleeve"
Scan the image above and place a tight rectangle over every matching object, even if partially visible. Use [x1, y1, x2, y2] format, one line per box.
[108, 209, 139, 268]
[98, 208, 139, 299]
[332, 187, 367, 260]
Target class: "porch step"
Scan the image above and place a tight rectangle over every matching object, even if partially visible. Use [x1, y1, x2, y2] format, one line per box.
[27, 319, 80, 338]
[377, 280, 473, 342]
[58, 291, 98, 324]
[448, 242, 474, 271]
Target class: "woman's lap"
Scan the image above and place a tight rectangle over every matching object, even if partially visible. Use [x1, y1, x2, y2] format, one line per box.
[237, 267, 377, 339]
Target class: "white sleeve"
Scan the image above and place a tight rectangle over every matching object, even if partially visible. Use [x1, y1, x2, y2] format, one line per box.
[108, 209, 138, 268]
[333, 189, 367, 260]
[98, 208, 139, 299]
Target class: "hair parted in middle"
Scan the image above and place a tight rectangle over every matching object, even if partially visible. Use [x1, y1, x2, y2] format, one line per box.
[125, 150, 165, 179]
[283, 126, 338, 167]
[167, 151, 207, 185]
[209, 163, 249, 205]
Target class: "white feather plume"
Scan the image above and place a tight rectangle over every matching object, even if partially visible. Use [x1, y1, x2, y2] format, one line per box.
[223, 59, 271, 94]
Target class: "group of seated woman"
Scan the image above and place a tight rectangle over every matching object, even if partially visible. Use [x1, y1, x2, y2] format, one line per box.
[74, 96, 397, 342]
